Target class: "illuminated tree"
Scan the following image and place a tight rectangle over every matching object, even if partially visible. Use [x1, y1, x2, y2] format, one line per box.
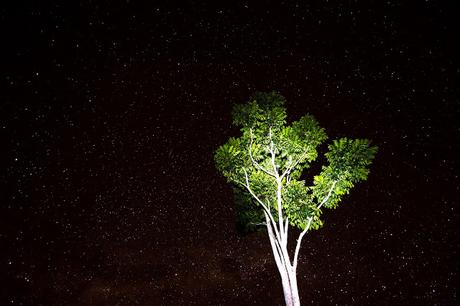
[214, 92, 377, 306]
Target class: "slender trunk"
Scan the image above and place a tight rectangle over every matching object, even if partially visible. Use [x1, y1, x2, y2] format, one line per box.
[243, 132, 338, 306]
[273, 236, 300, 306]
[282, 274, 294, 306]
[276, 170, 301, 305]
[289, 270, 300, 306]
[279, 264, 300, 306]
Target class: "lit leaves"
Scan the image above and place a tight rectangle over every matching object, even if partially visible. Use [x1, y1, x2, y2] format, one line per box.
[278, 114, 328, 171]
[311, 138, 378, 209]
[214, 137, 249, 183]
[325, 138, 377, 182]
[232, 91, 287, 134]
[247, 169, 277, 208]
[214, 92, 378, 232]
[233, 188, 265, 235]
[282, 180, 323, 230]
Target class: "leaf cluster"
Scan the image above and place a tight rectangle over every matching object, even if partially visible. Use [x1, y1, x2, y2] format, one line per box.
[311, 138, 378, 209]
[214, 92, 377, 233]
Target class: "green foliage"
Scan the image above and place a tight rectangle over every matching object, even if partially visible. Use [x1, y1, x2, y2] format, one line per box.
[233, 188, 265, 235]
[214, 91, 377, 233]
[279, 114, 328, 172]
[282, 180, 322, 230]
[232, 91, 287, 133]
[311, 138, 378, 209]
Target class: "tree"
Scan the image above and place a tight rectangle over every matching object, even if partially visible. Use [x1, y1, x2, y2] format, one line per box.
[214, 92, 377, 306]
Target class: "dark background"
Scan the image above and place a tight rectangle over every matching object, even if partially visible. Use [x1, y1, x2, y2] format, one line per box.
[0, 1, 458, 305]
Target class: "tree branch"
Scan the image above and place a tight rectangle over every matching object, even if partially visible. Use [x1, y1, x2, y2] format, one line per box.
[266, 127, 286, 243]
[242, 168, 282, 242]
[317, 180, 338, 210]
[264, 211, 286, 269]
[293, 180, 338, 271]
[279, 156, 293, 180]
[293, 217, 312, 271]
[249, 222, 266, 227]
[280, 151, 308, 180]
[283, 217, 289, 247]
[267, 127, 278, 177]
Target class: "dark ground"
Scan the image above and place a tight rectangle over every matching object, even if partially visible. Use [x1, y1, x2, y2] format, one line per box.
[0, 1, 458, 305]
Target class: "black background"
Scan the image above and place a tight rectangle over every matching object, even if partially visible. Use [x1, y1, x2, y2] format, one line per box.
[1, 1, 458, 305]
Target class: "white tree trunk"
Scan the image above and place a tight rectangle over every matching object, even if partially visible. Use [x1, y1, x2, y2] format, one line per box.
[264, 212, 301, 305]
[282, 277, 294, 306]
[242, 129, 338, 306]
[287, 269, 300, 306]
[279, 253, 300, 306]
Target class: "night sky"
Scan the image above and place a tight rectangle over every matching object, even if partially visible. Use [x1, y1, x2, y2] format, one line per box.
[1, 1, 458, 305]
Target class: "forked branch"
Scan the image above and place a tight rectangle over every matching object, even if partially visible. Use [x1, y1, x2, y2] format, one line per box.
[242, 168, 282, 243]
[293, 180, 338, 271]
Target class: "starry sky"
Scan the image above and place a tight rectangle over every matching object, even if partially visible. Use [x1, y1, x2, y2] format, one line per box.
[1, 1, 458, 305]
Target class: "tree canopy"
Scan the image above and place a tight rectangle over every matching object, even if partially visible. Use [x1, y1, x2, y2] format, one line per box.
[214, 91, 378, 233]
